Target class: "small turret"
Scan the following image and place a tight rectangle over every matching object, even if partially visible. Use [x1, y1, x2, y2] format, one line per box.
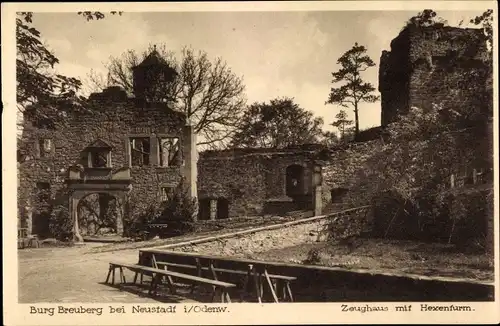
[131, 45, 178, 103]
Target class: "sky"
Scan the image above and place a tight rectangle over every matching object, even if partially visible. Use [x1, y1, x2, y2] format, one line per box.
[30, 9, 486, 133]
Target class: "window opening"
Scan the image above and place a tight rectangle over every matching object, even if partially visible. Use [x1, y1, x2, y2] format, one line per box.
[130, 137, 150, 166]
[160, 187, 175, 202]
[158, 137, 180, 167]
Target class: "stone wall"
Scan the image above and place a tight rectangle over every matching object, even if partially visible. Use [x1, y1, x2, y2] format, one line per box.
[169, 207, 371, 256]
[198, 148, 318, 218]
[172, 218, 328, 256]
[380, 25, 491, 126]
[321, 141, 382, 212]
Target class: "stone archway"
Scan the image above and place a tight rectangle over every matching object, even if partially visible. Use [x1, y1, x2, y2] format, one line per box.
[69, 185, 130, 242]
[77, 193, 118, 236]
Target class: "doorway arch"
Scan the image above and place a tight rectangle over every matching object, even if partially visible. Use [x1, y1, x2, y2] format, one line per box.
[77, 193, 118, 236]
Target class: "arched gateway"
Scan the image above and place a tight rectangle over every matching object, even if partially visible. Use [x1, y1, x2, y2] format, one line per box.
[67, 165, 131, 242]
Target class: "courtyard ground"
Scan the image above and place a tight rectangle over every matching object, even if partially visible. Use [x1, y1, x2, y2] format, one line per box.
[252, 238, 494, 282]
[18, 216, 493, 303]
[18, 244, 222, 303]
[18, 239, 493, 303]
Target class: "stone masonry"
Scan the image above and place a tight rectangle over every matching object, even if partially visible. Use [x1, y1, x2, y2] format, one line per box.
[197, 146, 325, 219]
[18, 50, 197, 240]
[379, 25, 491, 126]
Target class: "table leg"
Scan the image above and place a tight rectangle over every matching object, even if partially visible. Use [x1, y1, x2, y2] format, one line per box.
[286, 282, 294, 302]
[209, 261, 218, 294]
[191, 258, 202, 294]
[240, 265, 251, 301]
[252, 266, 262, 303]
[264, 269, 279, 303]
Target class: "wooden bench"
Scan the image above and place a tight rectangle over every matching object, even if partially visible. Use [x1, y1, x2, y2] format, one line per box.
[155, 261, 296, 302]
[106, 262, 235, 303]
[17, 229, 40, 249]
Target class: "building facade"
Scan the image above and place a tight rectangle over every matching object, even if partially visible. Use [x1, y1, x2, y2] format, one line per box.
[18, 50, 197, 241]
[197, 147, 326, 220]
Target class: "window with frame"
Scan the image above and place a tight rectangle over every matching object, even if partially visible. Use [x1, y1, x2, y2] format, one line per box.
[38, 138, 52, 157]
[158, 137, 180, 167]
[130, 137, 151, 166]
[89, 149, 111, 168]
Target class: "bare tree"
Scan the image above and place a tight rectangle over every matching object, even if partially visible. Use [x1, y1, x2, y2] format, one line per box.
[85, 44, 246, 149]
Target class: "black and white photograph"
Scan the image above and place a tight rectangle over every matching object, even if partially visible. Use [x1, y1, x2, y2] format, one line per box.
[2, 1, 498, 325]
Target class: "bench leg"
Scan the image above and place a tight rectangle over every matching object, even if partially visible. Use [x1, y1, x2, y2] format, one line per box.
[211, 287, 217, 302]
[164, 274, 176, 295]
[148, 275, 155, 296]
[112, 266, 116, 285]
[105, 266, 113, 284]
[133, 272, 138, 284]
[140, 273, 144, 285]
[149, 274, 160, 296]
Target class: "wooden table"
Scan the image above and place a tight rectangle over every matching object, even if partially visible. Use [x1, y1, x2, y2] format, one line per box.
[139, 249, 296, 303]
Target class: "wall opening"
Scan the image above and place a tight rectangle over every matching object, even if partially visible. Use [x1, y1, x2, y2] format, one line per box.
[160, 186, 175, 202]
[286, 164, 305, 197]
[32, 211, 50, 239]
[89, 149, 111, 168]
[217, 198, 229, 219]
[38, 138, 52, 158]
[77, 193, 118, 236]
[331, 187, 349, 203]
[158, 137, 180, 167]
[129, 137, 151, 166]
[198, 198, 211, 221]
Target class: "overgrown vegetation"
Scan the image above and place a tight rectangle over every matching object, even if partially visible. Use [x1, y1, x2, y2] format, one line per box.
[48, 204, 73, 241]
[343, 102, 493, 249]
[153, 182, 198, 237]
[331, 9, 495, 252]
[123, 181, 198, 240]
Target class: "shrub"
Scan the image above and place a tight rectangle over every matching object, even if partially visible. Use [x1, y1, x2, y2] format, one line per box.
[303, 248, 323, 265]
[154, 181, 198, 238]
[48, 205, 73, 241]
[123, 199, 162, 240]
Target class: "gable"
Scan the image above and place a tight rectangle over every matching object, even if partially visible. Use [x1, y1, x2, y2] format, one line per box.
[86, 139, 112, 150]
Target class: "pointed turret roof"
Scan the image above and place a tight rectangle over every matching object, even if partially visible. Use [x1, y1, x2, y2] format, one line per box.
[133, 45, 169, 68]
